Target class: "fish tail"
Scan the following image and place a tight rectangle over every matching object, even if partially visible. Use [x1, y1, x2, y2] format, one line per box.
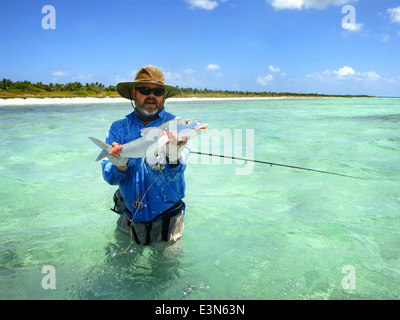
[95, 150, 109, 162]
[89, 137, 111, 162]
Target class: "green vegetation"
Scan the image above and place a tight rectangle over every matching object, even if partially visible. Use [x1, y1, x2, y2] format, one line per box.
[0, 78, 119, 98]
[0, 78, 372, 99]
[179, 87, 372, 98]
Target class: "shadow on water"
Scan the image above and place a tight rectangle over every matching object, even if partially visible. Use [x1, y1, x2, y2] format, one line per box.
[67, 229, 187, 300]
[328, 113, 400, 123]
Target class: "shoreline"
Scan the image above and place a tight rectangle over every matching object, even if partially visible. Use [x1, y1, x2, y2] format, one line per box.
[0, 96, 301, 105]
[0, 95, 381, 105]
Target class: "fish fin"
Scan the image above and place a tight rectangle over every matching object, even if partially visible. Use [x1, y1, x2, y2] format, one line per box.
[89, 137, 111, 161]
[89, 137, 109, 149]
[95, 150, 109, 162]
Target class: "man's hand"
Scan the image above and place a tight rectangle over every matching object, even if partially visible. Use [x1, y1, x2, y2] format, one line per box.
[160, 131, 187, 164]
[108, 142, 129, 172]
[164, 130, 187, 146]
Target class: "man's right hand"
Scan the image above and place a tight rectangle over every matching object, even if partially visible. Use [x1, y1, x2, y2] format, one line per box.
[108, 142, 129, 171]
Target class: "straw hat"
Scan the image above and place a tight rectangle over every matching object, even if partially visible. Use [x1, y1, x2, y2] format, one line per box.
[116, 66, 182, 100]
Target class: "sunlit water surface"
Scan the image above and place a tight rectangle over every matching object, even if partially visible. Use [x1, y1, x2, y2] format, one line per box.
[1, 98, 399, 299]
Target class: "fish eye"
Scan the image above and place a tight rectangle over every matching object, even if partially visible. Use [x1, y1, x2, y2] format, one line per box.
[185, 120, 189, 124]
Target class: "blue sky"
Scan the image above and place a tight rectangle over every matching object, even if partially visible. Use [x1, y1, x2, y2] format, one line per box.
[1, 0, 399, 96]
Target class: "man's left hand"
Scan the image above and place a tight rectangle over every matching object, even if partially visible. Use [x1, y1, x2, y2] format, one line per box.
[160, 130, 187, 164]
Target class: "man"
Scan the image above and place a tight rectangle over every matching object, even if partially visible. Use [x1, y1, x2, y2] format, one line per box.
[102, 66, 188, 245]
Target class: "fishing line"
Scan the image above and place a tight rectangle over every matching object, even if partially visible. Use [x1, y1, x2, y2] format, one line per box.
[189, 151, 367, 180]
[114, 169, 162, 256]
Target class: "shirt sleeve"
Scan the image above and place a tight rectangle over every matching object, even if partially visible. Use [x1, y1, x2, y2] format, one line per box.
[100, 122, 131, 185]
[101, 160, 128, 185]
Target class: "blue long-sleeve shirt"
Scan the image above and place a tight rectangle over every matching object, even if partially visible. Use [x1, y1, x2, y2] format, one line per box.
[101, 109, 189, 223]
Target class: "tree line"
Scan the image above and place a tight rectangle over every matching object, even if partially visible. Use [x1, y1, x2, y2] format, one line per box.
[1, 78, 116, 93]
[180, 87, 327, 97]
[0, 78, 371, 98]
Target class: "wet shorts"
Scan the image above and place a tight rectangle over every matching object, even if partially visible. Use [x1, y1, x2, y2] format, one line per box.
[117, 210, 185, 245]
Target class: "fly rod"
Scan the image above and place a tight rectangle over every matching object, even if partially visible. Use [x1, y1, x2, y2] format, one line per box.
[189, 151, 367, 180]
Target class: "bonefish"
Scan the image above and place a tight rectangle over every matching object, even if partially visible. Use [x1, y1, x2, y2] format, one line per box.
[89, 118, 208, 161]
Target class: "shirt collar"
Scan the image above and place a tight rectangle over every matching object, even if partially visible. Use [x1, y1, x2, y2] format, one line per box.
[126, 108, 166, 127]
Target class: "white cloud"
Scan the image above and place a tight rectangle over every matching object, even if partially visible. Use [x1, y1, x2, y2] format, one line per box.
[52, 71, 69, 76]
[269, 65, 280, 72]
[381, 34, 390, 42]
[388, 6, 400, 23]
[361, 72, 380, 81]
[267, 0, 358, 10]
[205, 64, 220, 70]
[268, 0, 303, 10]
[186, 0, 218, 10]
[184, 68, 196, 73]
[113, 66, 182, 85]
[342, 21, 363, 32]
[306, 66, 380, 82]
[163, 71, 183, 81]
[334, 66, 355, 78]
[257, 74, 274, 86]
[73, 73, 92, 82]
[113, 74, 128, 83]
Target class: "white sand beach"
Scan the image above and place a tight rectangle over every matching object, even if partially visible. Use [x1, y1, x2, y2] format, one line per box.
[0, 97, 127, 105]
[0, 96, 292, 105]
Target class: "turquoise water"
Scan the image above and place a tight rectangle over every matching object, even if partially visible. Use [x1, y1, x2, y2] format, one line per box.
[1, 98, 399, 300]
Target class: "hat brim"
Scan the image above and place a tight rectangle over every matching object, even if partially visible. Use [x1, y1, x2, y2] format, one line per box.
[116, 81, 182, 100]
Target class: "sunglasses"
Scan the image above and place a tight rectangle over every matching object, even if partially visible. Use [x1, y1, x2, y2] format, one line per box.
[135, 86, 165, 97]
